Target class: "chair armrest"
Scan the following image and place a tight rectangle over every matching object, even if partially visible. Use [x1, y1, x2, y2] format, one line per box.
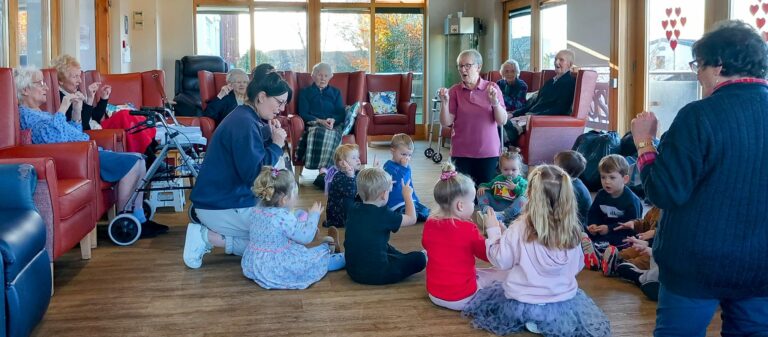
[287, 114, 305, 164]
[527, 115, 587, 128]
[0, 142, 98, 180]
[353, 113, 369, 165]
[86, 129, 126, 152]
[398, 101, 417, 134]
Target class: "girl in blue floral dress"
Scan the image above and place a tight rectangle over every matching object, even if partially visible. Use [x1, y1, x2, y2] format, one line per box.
[242, 166, 345, 289]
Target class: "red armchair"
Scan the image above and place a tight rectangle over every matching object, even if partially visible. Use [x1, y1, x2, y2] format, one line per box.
[0, 67, 96, 261]
[198, 71, 229, 111]
[483, 70, 536, 92]
[282, 71, 370, 166]
[517, 69, 598, 165]
[363, 73, 416, 137]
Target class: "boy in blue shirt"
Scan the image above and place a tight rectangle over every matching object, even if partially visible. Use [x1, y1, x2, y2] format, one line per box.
[587, 154, 642, 276]
[383, 134, 430, 222]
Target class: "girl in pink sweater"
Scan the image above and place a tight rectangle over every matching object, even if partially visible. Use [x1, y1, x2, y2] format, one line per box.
[462, 165, 610, 337]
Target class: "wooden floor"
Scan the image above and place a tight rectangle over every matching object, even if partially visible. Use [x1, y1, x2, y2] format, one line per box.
[33, 142, 722, 337]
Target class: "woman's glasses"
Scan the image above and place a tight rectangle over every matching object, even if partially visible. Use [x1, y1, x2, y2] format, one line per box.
[458, 63, 475, 70]
[271, 96, 287, 108]
[688, 60, 699, 73]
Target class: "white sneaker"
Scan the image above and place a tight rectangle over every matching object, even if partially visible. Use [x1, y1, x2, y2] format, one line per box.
[183, 223, 211, 269]
[525, 322, 540, 334]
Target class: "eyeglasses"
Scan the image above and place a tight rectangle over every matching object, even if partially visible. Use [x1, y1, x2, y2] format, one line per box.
[458, 63, 475, 70]
[688, 60, 699, 73]
[271, 96, 287, 108]
[32, 80, 47, 88]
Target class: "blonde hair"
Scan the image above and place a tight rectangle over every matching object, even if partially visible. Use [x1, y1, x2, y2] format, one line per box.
[390, 133, 414, 150]
[523, 165, 581, 250]
[433, 162, 475, 213]
[50, 54, 80, 83]
[500, 147, 524, 168]
[333, 143, 359, 165]
[598, 154, 630, 176]
[356, 167, 392, 202]
[252, 166, 296, 207]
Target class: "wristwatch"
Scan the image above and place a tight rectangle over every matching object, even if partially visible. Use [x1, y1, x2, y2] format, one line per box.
[636, 139, 654, 149]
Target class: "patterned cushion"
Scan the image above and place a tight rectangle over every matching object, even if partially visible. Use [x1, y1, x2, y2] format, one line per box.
[368, 91, 397, 115]
[341, 102, 361, 136]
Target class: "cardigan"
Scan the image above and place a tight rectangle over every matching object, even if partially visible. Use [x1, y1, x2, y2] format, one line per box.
[203, 91, 240, 125]
[641, 82, 768, 298]
[513, 72, 575, 117]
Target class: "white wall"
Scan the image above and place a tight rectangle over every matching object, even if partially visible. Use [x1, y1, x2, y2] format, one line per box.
[426, 0, 475, 102]
[567, 0, 611, 67]
[469, 0, 504, 72]
[157, 0, 194, 99]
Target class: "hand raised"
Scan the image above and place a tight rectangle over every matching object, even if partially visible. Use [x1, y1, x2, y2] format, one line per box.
[484, 208, 502, 233]
[488, 87, 498, 105]
[218, 85, 232, 99]
[270, 121, 287, 147]
[630, 111, 659, 144]
[309, 201, 325, 214]
[438, 88, 449, 102]
[99, 84, 112, 100]
[401, 179, 413, 199]
[614, 220, 635, 231]
[88, 82, 101, 96]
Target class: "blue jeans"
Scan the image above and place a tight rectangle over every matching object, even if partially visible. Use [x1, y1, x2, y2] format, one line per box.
[477, 194, 527, 224]
[655, 283, 768, 337]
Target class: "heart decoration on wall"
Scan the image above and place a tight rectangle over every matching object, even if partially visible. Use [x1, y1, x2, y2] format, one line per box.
[751, 0, 768, 41]
[662, 6, 685, 51]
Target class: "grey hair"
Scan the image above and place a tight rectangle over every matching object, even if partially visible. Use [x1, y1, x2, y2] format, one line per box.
[557, 49, 576, 65]
[500, 59, 520, 77]
[13, 66, 40, 101]
[456, 49, 483, 67]
[225, 68, 248, 83]
[311, 62, 333, 77]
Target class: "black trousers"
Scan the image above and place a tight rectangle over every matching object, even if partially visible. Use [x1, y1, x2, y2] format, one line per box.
[452, 156, 499, 186]
[502, 120, 523, 147]
[349, 245, 426, 285]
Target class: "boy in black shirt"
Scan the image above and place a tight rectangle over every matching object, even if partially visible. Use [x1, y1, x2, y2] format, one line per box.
[344, 167, 426, 285]
[586, 154, 642, 276]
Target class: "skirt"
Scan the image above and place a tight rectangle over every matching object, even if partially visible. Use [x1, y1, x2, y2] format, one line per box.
[99, 150, 142, 183]
[462, 283, 611, 337]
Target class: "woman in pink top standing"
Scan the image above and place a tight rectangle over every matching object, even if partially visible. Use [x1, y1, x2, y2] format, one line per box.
[438, 49, 507, 186]
[462, 165, 610, 337]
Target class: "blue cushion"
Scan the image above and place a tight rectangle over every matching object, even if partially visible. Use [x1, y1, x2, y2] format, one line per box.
[0, 164, 37, 211]
[342, 102, 361, 136]
[368, 91, 397, 114]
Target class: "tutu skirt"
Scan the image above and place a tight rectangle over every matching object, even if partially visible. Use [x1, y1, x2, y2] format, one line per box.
[462, 283, 611, 337]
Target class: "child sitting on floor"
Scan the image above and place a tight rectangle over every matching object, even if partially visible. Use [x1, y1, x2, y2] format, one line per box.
[423, 162, 503, 311]
[344, 167, 426, 285]
[242, 166, 345, 290]
[462, 165, 611, 337]
[554, 150, 592, 228]
[324, 144, 361, 228]
[383, 133, 431, 222]
[586, 154, 642, 276]
[476, 147, 528, 225]
[618, 236, 660, 301]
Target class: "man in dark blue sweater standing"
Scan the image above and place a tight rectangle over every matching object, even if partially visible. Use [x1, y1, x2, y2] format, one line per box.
[632, 21, 768, 336]
[184, 72, 291, 269]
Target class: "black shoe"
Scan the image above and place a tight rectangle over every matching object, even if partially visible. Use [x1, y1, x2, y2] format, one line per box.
[313, 173, 326, 190]
[641, 281, 660, 301]
[141, 220, 169, 237]
[616, 262, 643, 286]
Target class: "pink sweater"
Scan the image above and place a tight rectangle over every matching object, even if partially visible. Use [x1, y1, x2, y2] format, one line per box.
[486, 218, 584, 304]
[448, 78, 505, 158]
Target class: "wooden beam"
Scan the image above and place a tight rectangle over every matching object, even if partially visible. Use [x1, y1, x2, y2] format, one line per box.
[50, 0, 60, 61]
[95, 0, 109, 73]
[8, 0, 18, 67]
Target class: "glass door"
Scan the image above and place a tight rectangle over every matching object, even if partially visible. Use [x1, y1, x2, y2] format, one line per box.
[646, 0, 705, 132]
[507, 7, 532, 71]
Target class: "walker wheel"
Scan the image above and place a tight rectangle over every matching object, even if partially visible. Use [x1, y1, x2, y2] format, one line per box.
[143, 199, 155, 221]
[424, 148, 435, 158]
[108, 214, 142, 246]
[188, 204, 201, 224]
[432, 153, 443, 163]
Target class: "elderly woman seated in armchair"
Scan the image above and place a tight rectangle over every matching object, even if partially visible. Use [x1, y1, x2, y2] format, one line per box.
[14, 66, 168, 238]
[203, 68, 250, 125]
[295, 62, 346, 188]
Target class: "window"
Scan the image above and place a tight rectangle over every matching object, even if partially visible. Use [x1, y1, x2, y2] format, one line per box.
[321, 10, 370, 72]
[253, 9, 307, 71]
[646, 0, 704, 132]
[539, 2, 567, 69]
[79, 0, 96, 70]
[375, 9, 424, 122]
[195, 8, 252, 70]
[18, 0, 46, 67]
[730, 0, 768, 37]
[321, 0, 369, 3]
[0, 0, 6, 66]
[507, 8, 532, 71]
